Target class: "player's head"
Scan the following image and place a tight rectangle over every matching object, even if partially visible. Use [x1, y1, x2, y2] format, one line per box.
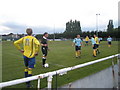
[94, 34, 97, 38]
[26, 28, 33, 35]
[43, 32, 48, 38]
[108, 36, 111, 38]
[77, 35, 80, 38]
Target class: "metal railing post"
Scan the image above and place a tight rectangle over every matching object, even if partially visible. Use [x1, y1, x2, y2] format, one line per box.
[112, 56, 116, 88]
[37, 76, 41, 89]
[47, 75, 53, 89]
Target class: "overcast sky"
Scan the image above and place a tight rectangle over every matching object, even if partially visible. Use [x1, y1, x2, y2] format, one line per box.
[0, 0, 119, 34]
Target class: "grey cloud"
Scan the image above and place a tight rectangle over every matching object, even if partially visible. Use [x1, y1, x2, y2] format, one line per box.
[1, 20, 118, 34]
[82, 20, 118, 32]
[1, 22, 65, 34]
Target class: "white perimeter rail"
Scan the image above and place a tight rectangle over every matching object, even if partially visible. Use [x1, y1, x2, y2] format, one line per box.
[0, 54, 119, 88]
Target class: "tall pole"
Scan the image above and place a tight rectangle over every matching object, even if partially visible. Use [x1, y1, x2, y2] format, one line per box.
[53, 25, 55, 41]
[96, 14, 100, 36]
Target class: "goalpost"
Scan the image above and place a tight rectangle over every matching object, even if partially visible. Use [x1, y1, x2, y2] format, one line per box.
[0, 54, 119, 89]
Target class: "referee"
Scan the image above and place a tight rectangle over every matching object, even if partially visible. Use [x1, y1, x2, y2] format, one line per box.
[41, 32, 49, 67]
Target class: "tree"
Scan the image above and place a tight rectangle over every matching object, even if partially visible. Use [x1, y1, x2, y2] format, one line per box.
[107, 20, 114, 32]
[64, 20, 82, 38]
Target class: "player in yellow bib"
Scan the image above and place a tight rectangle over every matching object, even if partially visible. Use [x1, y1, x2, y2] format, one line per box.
[14, 28, 40, 88]
[85, 36, 89, 46]
[94, 34, 100, 54]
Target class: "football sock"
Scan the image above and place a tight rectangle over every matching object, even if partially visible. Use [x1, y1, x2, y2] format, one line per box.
[78, 51, 80, 56]
[93, 50, 96, 56]
[26, 69, 32, 85]
[28, 69, 32, 77]
[96, 48, 100, 54]
[24, 69, 28, 78]
[42, 57, 46, 66]
[75, 51, 78, 57]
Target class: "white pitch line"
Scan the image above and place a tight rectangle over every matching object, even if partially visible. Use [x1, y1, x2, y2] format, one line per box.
[36, 59, 67, 68]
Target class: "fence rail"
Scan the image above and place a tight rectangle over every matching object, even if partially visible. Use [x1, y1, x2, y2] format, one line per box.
[0, 54, 119, 88]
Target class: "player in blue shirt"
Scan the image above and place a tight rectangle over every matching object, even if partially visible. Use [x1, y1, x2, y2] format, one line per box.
[107, 36, 112, 47]
[72, 35, 83, 58]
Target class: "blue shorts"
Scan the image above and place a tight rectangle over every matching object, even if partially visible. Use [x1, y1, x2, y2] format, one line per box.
[86, 41, 88, 43]
[23, 56, 36, 68]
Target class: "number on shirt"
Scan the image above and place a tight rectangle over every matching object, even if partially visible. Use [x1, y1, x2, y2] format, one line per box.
[25, 39, 30, 46]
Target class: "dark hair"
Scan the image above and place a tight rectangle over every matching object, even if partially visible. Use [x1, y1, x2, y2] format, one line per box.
[77, 34, 80, 36]
[43, 32, 48, 36]
[26, 28, 32, 35]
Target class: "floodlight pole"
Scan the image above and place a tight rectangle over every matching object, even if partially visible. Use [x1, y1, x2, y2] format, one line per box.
[118, 54, 120, 89]
[96, 14, 100, 36]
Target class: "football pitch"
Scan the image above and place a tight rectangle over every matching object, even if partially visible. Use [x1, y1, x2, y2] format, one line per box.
[2, 41, 118, 88]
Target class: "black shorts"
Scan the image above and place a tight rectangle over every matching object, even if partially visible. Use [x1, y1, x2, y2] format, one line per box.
[75, 46, 81, 51]
[93, 44, 97, 49]
[96, 44, 99, 48]
[108, 42, 111, 45]
[41, 46, 48, 56]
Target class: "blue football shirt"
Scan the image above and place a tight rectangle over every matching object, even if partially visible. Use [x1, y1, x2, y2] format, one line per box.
[73, 38, 82, 46]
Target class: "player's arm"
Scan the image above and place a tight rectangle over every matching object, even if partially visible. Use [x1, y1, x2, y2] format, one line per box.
[72, 42, 75, 46]
[41, 44, 47, 47]
[81, 40, 84, 47]
[41, 39, 48, 46]
[34, 38, 40, 55]
[91, 40, 94, 47]
[107, 38, 108, 41]
[40, 42, 44, 46]
[81, 42, 82, 46]
[94, 37, 97, 42]
[72, 39, 75, 46]
[14, 38, 24, 53]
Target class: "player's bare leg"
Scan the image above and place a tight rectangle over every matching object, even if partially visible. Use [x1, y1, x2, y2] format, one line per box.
[78, 50, 81, 58]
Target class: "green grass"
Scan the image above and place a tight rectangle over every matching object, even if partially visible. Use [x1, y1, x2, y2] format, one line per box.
[2, 41, 119, 88]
